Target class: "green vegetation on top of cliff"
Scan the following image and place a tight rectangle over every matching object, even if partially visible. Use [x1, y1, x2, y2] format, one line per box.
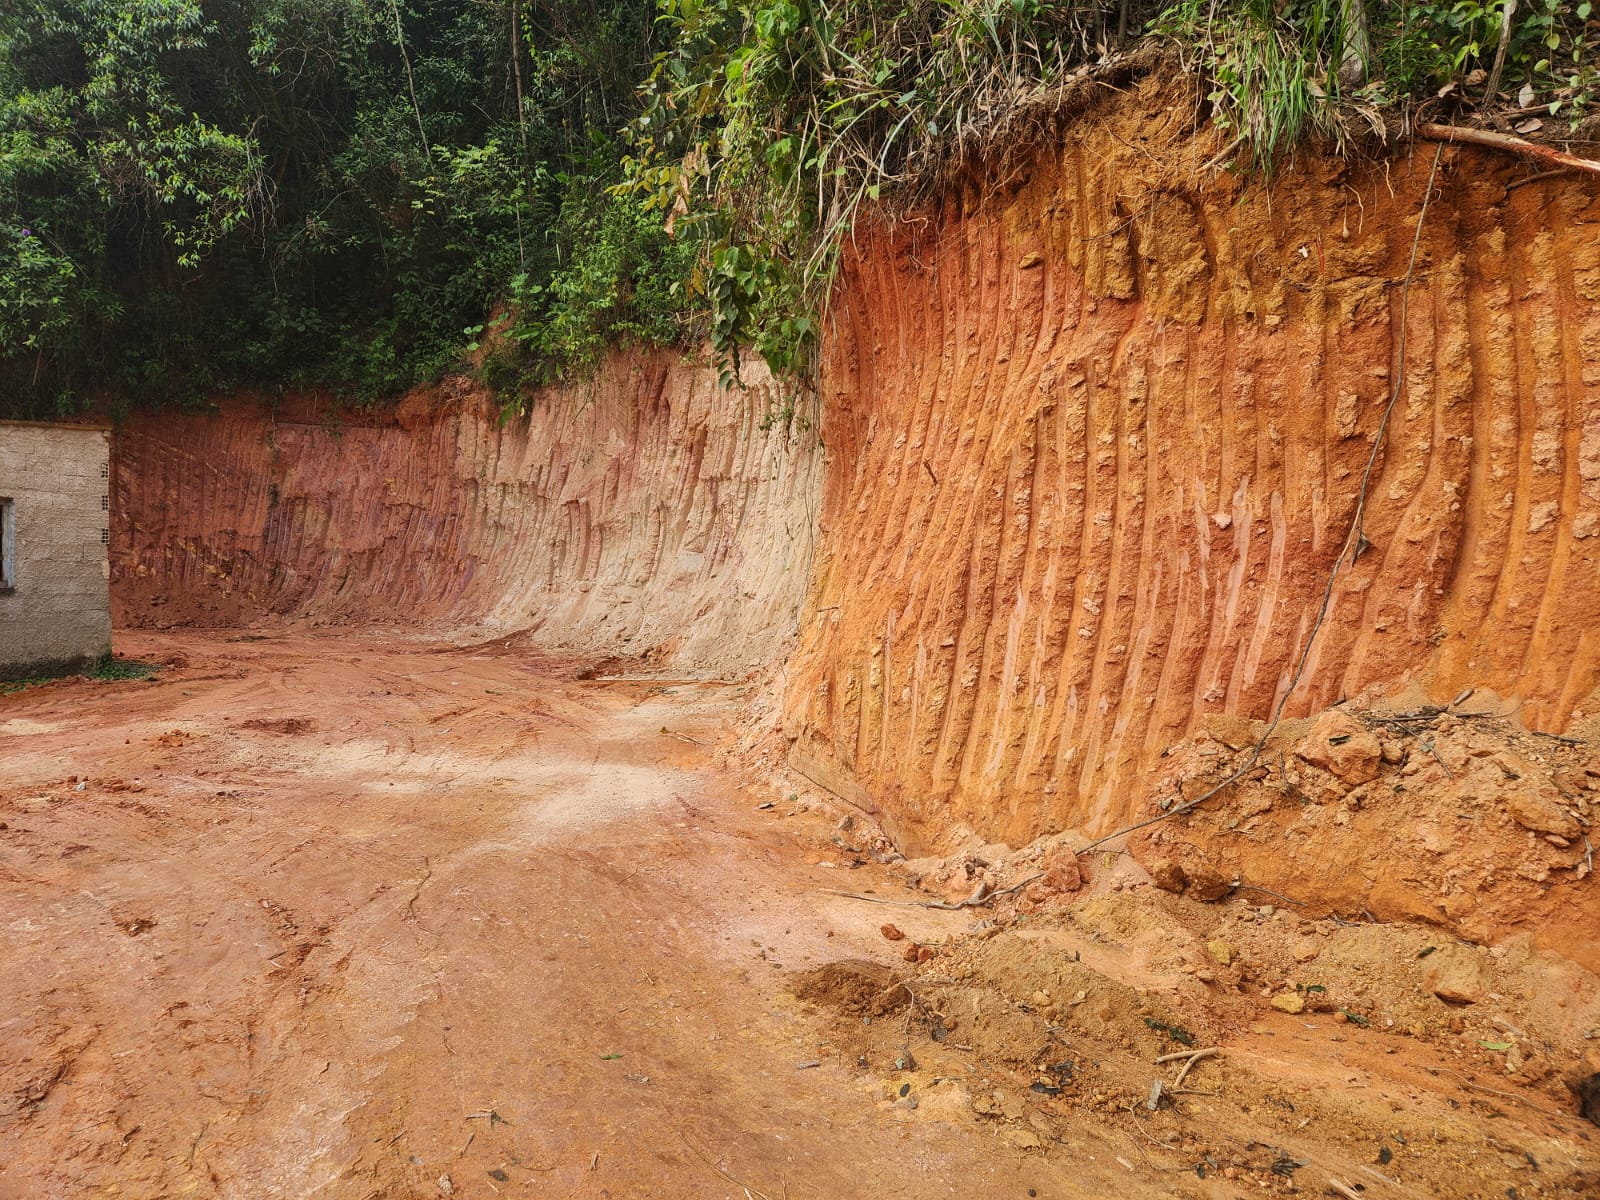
[620, 0, 1596, 380]
[0, 1, 1593, 415]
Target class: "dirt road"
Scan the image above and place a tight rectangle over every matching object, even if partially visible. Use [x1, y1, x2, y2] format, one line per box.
[0, 633, 1071, 1199]
[4, 633, 1598, 1199]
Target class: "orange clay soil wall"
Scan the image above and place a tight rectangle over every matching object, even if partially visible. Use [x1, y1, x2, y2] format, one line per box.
[781, 76, 1600, 854]
[112, 350, 821, 675]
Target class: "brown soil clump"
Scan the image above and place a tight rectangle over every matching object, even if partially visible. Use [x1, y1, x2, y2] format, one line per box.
[790, 961, 909, 1016]
[1130, 697, 1599, 970]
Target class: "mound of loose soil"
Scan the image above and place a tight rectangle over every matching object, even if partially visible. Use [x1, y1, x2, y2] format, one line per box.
[1130, 697, 1599, 970]
[790, 960, 909, 1017]
[789, 880, 1600, 1197]
[238, 716, 314, 735]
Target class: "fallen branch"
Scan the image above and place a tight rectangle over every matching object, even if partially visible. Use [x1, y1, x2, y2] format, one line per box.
[1420, 123, 1600, 178]
[1154, 1046, 1221, 1065]
[823, 873, 1043, 910]
[1505, 168, 1567, 192]
[1199, 133, 1245, 172]
[1232, 884, 1307, 908]
[404, 857, 432, 922]
[1171, 1048, 1221, 1091]
[1439, 1068, 1569, 1118]
[1479, 0, 1517, 111]
[680, 1132, 773, 1200]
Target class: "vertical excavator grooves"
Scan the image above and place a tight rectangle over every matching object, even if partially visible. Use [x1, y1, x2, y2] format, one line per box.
[114, 352, 822, 678]
[782, 83, 1600, 853]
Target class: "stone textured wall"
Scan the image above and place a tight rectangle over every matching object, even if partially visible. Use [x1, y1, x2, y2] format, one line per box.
[0, 422, 113, 678]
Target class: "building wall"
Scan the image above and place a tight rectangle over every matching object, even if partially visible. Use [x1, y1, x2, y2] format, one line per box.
[0, 422, 112, 679]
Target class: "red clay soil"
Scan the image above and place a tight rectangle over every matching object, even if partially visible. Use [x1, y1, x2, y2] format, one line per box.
[4, 635, 1598, 1199]
[111, 350, 820, 678]
[63, 69, 1600, 1198]
[0, 634, 1053, 1198]
[106, 77, 1600, 967]
[784, 71, 1600, 854]
[1125, 700, 1600, 972]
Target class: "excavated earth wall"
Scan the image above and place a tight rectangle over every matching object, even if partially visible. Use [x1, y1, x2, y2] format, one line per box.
[112, 77, 1600, 866]
[113, 351, 820, 676]
[782, 78, 1600, 853]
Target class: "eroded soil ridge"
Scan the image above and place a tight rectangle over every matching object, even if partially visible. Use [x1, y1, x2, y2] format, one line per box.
[785, 77, 1600, 851]
[113, 351, 820, 677]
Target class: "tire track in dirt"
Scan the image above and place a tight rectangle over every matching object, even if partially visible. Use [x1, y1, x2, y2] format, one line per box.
[0, 633, 1082, 1199]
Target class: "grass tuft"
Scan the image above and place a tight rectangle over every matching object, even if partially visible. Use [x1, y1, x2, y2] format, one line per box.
[1, 654, 160, 695]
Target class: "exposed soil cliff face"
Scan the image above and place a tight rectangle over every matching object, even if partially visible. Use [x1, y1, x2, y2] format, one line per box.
[110, 79, 1600, 876]
[113, 351, 820, 674]
[783, 77, 1600, 853]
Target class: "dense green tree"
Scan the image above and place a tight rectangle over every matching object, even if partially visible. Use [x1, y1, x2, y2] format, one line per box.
[1, 1, 1592, 415]
[0, 0, 689, 414]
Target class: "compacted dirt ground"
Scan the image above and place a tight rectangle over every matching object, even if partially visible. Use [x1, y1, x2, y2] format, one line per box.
[2, 632, 1598, 1199]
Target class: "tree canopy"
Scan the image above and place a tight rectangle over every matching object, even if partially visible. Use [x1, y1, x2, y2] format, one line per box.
[1, 1, 1592, 416]
[0, 0, 688, 413]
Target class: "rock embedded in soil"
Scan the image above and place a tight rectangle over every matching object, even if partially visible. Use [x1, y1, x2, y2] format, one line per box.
[1186, 861, 1234, 903]
[1149, 857, 1187, 893]
[1296, 711, 1383, 786]
[1036, 850, 1083, 894]
[1146, 851, 1231, 901]
[1497, 775, 1582, 839]
[1202, 712, 1264, 752]
[1422, 945, 1489, 1006]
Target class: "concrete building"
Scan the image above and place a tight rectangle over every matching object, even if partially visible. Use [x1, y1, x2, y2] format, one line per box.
[0, 421, 113, 679]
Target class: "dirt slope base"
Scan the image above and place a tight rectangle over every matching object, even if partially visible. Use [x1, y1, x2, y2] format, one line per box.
[0, 634, 1066, 1199]
[112, 348, 821, 676]
[5, 634, 1598, 1199]
[791, 885, 1600, 1199]
[1127, 698, 1600, 973]
[784, 68, 1600, 854]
